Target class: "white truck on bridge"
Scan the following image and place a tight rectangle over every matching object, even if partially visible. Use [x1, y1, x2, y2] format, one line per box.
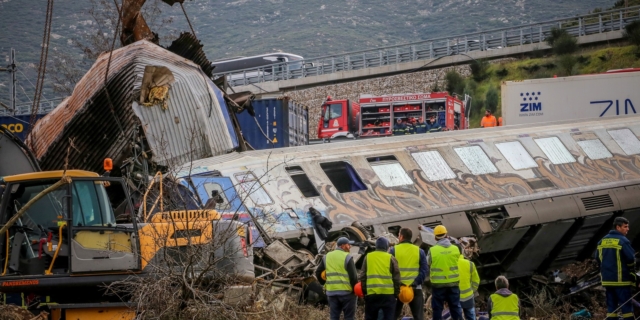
[501, 69, 640, 126]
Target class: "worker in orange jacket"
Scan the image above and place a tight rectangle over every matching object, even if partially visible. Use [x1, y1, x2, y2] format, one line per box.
[480, 110, 497, 128]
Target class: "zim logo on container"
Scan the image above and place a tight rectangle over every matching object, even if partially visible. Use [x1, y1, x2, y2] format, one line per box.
[519, 92, 542, 112]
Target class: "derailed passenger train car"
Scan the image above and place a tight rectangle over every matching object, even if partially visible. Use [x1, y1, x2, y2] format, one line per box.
[175, 116, 640, 281]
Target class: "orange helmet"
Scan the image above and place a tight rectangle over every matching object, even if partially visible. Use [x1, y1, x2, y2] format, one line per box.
[354, 282, 364, 298]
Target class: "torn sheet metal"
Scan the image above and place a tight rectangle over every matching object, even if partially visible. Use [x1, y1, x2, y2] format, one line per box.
[28, 40, 238, 173]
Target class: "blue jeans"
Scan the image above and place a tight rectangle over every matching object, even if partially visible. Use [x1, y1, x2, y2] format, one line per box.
[328, 294, 357, 320]
[431, 287, 463, 320]
[605, 286, 633, 319]
[462, 307, 475, 320]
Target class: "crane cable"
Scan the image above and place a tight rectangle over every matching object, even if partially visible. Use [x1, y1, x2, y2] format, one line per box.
[27, 0, 54, 145]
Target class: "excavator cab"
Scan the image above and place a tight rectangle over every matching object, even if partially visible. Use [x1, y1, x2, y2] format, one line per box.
[0, 171, 139, 282]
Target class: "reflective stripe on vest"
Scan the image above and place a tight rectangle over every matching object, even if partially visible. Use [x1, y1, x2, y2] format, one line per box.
[325, 250, 352, 293]
[458, 256, 475, 301]
[395, 243, 420, 286]
[597, 237, 634, 286]
[366, 251, 394, 295]
[490, 293, 519, 320]
[430, 244, 460, 284]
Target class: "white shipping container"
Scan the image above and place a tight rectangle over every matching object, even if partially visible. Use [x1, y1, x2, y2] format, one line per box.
[501, 70, 640, 126]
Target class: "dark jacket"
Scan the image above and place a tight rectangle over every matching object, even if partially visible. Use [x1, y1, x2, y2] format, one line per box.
[393, 123, 406, 136]
[594, 230, 636, 286]
[426, 120, 442, 132]
[315, 250, 359, 296]
[414, 122, 428, 134]
[359, 249, 402, 296]
[389, 240, 428, 288]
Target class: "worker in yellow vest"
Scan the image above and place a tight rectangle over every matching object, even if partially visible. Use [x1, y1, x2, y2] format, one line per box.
[360, 237, 401, 320]
[427, 225, 463, 320]
[315, 237, 359, 320]
[488, 276, 520, 319]
[390, 228, 428, 320]
[458, 254, 480, 320]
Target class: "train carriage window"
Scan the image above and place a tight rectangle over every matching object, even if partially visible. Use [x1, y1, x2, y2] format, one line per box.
[577, 139, 613, 160]
[235, 172, 273, 206]
[454, 146, 499, 175]
[411, 151, 456, 181]
[534, 137, 576, 164]
[608, 129, 640, 155]
[285, 166, 320, 197]
[319, 161, 367, 193]
[495, 141, 537, 170]
[367, 156, 413, 187]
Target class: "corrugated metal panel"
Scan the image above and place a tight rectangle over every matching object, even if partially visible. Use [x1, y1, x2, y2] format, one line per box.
[411, 150, 456, 181]
[370, 163, 413, 187]
[577, 139, 613, 160]
[608, 129, 640, 155]
[454, 146, 498, 175]
[534, 137, 576, 164]
[236, 97, 308, 150]
[28, 41, 237, 172]
[495, 141, 537, 170]
[0, 114, 46, 141]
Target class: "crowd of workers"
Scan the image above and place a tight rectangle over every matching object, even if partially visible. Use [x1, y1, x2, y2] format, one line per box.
[391, 109, 502, 137]
[316, 225, 520, 320]
[316, 216, 638, 320]
[392, 116, 442, 136]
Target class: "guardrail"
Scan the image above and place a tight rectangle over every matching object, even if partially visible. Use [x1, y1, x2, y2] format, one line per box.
[0, 98, 62, 116]
[214, 6, 640, 87]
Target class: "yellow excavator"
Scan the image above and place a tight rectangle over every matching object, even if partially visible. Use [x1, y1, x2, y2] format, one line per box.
[0, 128, 254, 319]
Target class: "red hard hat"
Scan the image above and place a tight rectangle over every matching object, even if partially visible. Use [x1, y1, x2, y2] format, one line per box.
[354, 282, 364, 298]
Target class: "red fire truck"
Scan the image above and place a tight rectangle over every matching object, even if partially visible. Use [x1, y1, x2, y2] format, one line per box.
[317, 92, 468, 140]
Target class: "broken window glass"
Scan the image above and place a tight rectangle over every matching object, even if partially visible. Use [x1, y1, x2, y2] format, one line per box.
[454, 146, 499, 175]
[367, 156, 413, 187]
[534, 137, 576, 164]
[410, 151, 456, 181]
[203, 182, 231, 210]
[495, 141, 537, 170]
[577, 139, 613, 160]
[608, 128, 640, 155]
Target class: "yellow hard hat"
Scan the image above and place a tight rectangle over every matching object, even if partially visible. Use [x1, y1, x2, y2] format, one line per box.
[321, 270, 327, 281]
[399, 285, 414, 304]
[434, 225, 447, 236]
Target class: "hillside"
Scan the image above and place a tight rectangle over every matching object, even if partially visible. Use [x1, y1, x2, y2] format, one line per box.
[0, 0, 619, 104]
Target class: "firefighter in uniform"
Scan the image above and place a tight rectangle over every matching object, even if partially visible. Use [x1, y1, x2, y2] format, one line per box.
[315, 237, 359, 320]
[360, 237, 401, 320]
[426, 115, 442, 133]
[487, 276, 519, 319]
[390, 228, 427, 320]
[427, 225, 463, 320]
[414, 117, 427, 134]
[458, 252, 480, 319]
[393, 118, 406, 136]
[595, 217, 637, 320]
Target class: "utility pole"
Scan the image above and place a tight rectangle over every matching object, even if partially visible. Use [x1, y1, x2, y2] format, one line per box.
[0, 48, 17, 114]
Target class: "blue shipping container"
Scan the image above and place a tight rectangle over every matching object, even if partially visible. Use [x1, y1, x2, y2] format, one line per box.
[0, 114, 46, 141]
[237, 97, 309, 150]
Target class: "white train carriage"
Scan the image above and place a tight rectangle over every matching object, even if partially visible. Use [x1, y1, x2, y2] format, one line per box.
[175, 115, 640, 280]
